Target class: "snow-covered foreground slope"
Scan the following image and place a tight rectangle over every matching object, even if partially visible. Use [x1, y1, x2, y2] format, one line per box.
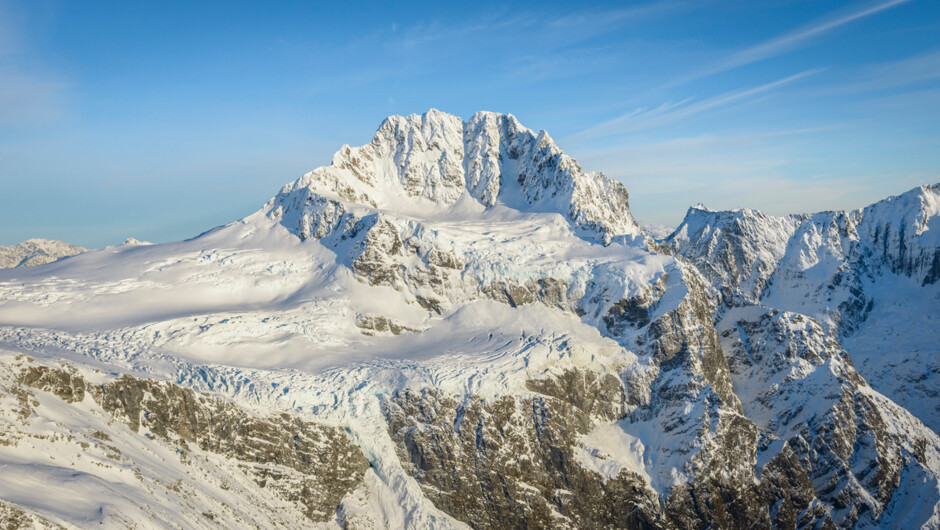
[1, 110, 938, 529]
[0, 351, 370, 528]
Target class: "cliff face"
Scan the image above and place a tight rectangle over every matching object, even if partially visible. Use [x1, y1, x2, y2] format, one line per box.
[381, 299, 940, 529]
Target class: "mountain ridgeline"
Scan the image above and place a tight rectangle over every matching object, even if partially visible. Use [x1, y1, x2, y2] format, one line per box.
[266, 109, 641, 245]
[666, 184, 940, 433]
[0, 110, 938, 529]
[0, 238, 85, 268]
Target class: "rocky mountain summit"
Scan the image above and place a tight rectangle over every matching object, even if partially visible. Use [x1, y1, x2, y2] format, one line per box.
[667, 184, 940, 433]
[0, 110, 938, 529]
[267, 109, 641, 245]
[0, 238, 85, 268]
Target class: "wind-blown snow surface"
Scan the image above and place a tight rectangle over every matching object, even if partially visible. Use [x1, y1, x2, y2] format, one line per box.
[0, 110, 938, 529]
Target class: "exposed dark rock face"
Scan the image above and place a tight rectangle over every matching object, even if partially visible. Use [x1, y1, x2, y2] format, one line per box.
[382, 283, 940, 529]
[17, 364, 369, 523]
[427, 248, 465, 270]
[719, 309, 939, 528]
[356, 314, 422, 335]
[351, 216, 406, 288]
[481, 278, 576, 311]
[662, 412, 767, 530]
[526, 369, 625, 421]
[923, 247, 940, 285]
[18, 364, 87, 403]
[386, 375, 936, 529]
[385, 388, 665, 530]
[382, 374, 827, 529]
[601, 266, 739, 413]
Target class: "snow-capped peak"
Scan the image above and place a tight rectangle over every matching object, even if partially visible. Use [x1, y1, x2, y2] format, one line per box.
[669, 182, 940, 292]
[263, 109, 641, 244]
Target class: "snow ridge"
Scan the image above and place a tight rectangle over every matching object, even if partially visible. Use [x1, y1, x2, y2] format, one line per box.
[669, 184, 940, 304]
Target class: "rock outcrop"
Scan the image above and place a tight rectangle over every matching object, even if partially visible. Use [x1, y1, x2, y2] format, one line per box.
[1, 357, 369, 526]
[385, 387, 665, 529]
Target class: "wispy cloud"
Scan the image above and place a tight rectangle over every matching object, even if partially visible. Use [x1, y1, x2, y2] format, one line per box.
[549, 1, 691, 30]
[389, 0, 689, 50]
[672, 0, 912, 85]
[566, 69, 821, 143]
[300, 2, 697, 98]
[870, 48, 940, 86]
[388, 1, 689, 54]
[827, 48, 940, 95]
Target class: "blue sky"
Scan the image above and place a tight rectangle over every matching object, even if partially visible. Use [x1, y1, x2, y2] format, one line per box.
[1, 0, 938, 247]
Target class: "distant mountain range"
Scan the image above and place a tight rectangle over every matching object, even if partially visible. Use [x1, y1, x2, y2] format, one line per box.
[0, 238, 85, 268]
[0, 110, 937, 529]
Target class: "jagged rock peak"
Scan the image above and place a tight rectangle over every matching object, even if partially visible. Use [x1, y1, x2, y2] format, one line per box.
[668, 183, 940, 285]
[266, 109, 641, 243]
[673, 183, 940, 244]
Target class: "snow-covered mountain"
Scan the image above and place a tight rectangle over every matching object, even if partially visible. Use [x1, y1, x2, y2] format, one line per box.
[268, 109, 641, 246]
[0, 238, 85, 268]
[0, 110, 938, 529]
[667, 184, 940, 434]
